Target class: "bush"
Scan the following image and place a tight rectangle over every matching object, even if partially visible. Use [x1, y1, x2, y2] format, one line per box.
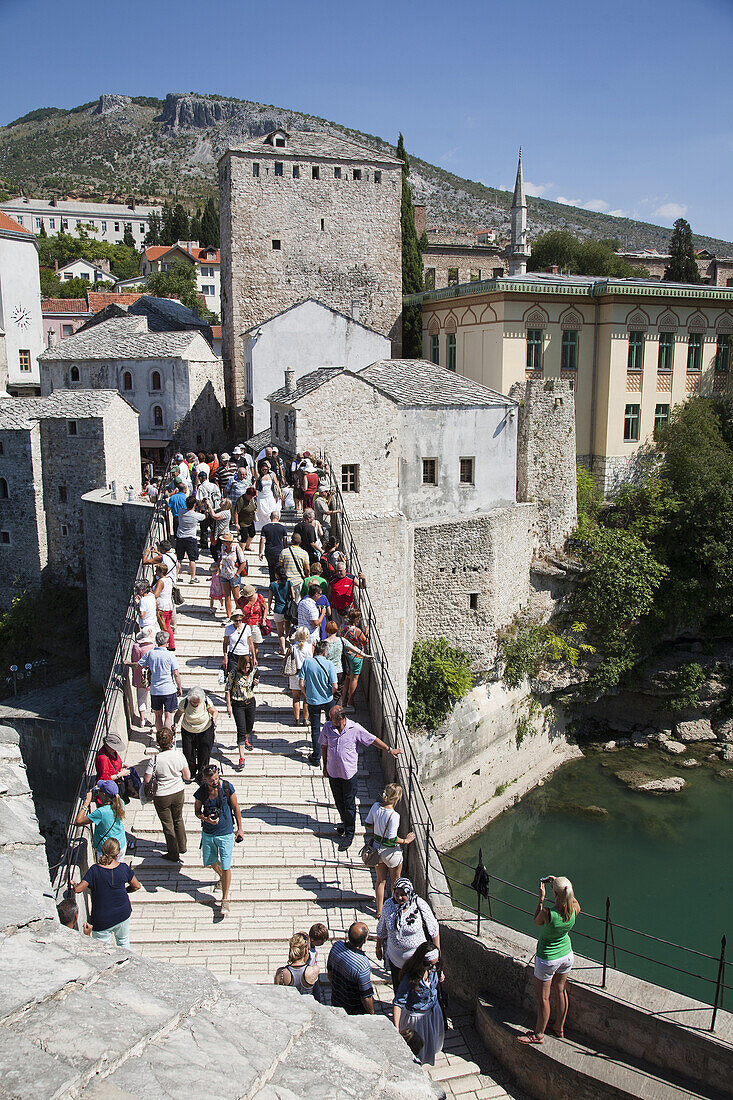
[576, 463, 602, 536]
[0, 582, 89, 694]
[407, 638, 473, 731]
[499, 618, 593, 689]
[664, 662, 706, 712]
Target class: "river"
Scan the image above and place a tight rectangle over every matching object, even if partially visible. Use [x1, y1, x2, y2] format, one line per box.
[446, 745, 731, 1005]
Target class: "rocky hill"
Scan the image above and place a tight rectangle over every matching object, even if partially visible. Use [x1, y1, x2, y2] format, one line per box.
[1, 91, 731, 254]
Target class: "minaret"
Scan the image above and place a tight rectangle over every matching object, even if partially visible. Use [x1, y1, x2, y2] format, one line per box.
[509, 148, 530, 276]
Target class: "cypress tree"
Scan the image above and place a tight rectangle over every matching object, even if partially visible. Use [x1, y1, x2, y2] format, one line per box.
[664, 218, 700, 284]
[170, 203, 189, 243]
[188, 207, 203, 243]
[201, 197, 220, 249]
[144, 211, 162, 246]
[123, 225, 135, 249]
[397, 133, 424, 358]
[161, 201, 174, 245]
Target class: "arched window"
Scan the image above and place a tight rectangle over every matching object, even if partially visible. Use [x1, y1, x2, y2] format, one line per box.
[153, 405, 163, 428]
[151, 370, 161, 391]
[122, 371, 133, 391]
[70, 366, 80, 383]
[0, 479, 9, 500]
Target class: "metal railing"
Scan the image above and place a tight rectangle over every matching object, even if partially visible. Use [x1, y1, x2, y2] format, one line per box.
[321, 453, 729, 1030]
[440, 846, 730, 1030]
[53, 467, 173, 901]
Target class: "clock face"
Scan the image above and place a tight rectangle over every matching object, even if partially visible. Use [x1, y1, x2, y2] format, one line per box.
[11, 305, 31, 330]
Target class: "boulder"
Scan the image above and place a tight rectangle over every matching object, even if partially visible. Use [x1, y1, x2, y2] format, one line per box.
[678, 758, 699, 768]
[720, 746, 733, 763]
[637, 777, 686, 794]
[714, 717, 733, 742]
[603, 741, 617, 751]
[675, 718, 716, 742]
[660, 740, 686, 755]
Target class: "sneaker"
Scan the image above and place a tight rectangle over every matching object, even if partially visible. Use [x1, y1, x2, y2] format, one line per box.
[335, 824, 346, 836]
[220, 900, 230, 914]
[307, 754, 320, 766]
[338, 837, 353, 852]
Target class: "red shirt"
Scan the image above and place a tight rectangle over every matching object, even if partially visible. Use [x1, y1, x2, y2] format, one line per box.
[95, 749, 122, 784]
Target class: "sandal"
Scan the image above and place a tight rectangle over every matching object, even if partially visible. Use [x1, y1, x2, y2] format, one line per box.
[220, 900, 230, 914]
[238, 756, 245, 770]
[517, 1033, 544, 1045]
[244, 736, 253, 751]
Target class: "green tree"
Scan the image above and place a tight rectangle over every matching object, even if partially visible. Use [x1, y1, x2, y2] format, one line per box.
[144, 211, 162, 245]
[396, 133, 424, 358]
[122, 225, 135, 249]
[200, 197, 219, 249]
[170, 203, 189, 243]
[39, 267, 61, 298]
[161, 201, 174, 245]
[664, 218, 700, 284]
[529, 231, 649, 278]
[38, 222, 47, 239]
[528, 230, 578, 273]
[407, 638, 473, 731]
[189, 206, 202, 244]
[145, 262, 217, 323]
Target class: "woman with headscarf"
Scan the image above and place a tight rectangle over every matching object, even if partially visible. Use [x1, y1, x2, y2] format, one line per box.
[376, 877, 440, 993]
[173, 686, 217, 783]
[393, 942, 445, 1066]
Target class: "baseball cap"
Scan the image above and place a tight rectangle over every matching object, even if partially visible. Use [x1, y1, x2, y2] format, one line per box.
[174, 453, 184, 462]
[97, 779, 119, 798]
[230, 608, 244, 619]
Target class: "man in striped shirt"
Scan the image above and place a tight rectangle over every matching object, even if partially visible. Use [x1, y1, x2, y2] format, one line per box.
[327, 922, 374, 1014]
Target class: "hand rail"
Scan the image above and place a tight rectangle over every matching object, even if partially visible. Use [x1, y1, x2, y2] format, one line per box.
[54, 465, 173, 900]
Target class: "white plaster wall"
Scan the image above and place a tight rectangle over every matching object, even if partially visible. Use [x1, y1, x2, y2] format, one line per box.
[0, 235, 44, 387]
[245, 300, 390, 432]
[397, 404, 517, 522]
[58, 258, 108, 282]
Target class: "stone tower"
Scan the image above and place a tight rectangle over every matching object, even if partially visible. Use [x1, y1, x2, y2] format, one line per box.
[510, 377, 577, 554]
[219, 130, 403, 436]
[508, 149, 530, 277]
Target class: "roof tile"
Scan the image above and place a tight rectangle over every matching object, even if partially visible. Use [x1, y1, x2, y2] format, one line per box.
[0, 211, 32, 236]
[41, 298, 90, 314]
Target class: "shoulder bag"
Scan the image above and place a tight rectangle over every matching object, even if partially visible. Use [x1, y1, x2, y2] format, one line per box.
[283, 646, 297, 677]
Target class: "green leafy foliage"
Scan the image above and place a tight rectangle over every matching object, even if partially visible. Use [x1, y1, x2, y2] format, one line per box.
[145, 262, 217, 323]
[664, 218, 700, 283]
[664, 663, 706, 712]
[0, 582, 89, 692]
[200, 197, 219, 249]
[576, 464, 602, 536]
[144, 211, 162, 245]
[528, 231, 650, 278]
[36, 227, 139, 281]
[499, 619, 594, 688]
[407, 638, 473, 731]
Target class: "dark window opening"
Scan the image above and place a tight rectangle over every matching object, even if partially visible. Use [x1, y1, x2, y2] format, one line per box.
[422, 458, 438, 485]
[151, 370, 161, 390]
[312, 165, 320, 180]
[58, 485, 67, 503]
[293, 165, 300, 178]
[67, 420, 77, 436]
[469, 593, 478, 610]
[341, 464, 359, 493]
[353, 169, 361, 180]
[561, 330, 578, 371]
[252, 162, 260, 177]
[624, 403, 640, 442]
[459, 456, 475, 485]
[374, 170, 381, 183]
[334, 167, 341, 179]
[658, 331, 674, 371]
[447, 333, 456, 371]
[272, 239, 281, 250]
[274, 162, 283, 177]
[430, 333, 439, 365]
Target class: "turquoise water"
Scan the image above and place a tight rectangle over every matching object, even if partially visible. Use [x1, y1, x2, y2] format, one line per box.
[447, 747, 732, 1006]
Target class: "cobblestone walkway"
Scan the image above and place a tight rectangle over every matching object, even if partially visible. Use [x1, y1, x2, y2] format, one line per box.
[123, 533, 515, 1098]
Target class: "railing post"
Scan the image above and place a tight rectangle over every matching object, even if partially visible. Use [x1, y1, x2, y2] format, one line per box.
[711, 935, 726, 1032]
[424, 820, 431, 899]
[476, 847, 482, 936]
[407, 758, 414, 828]
[602, 896, 611, 988]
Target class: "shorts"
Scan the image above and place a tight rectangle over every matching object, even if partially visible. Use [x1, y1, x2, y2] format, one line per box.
[151, 692, 178, 713]
[272, 612, 285, 624]
[250, 625, 263, 645]
[534, 951, 574, 982]
[377, 845, 403, 869]
[289, 673, 303, 692]
[176, 537, 199, 562]
[345, 652, 363, 675]
[201, 830, 234, 870]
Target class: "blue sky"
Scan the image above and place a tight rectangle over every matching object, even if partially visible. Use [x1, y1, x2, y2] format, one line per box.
[3, 0, 732, 240]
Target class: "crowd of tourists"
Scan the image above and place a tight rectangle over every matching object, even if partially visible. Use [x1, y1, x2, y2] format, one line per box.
[63, 440, 582, 1065]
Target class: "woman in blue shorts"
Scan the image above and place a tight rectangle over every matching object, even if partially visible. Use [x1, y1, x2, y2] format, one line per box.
[194, 764, 244, 916]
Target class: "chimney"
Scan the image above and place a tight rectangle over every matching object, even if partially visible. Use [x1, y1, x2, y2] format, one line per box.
[47, 328, 57, 348]
[284, 368, 296, 395]
[547, 264, 559, 274]
[351, 300, 360, 322]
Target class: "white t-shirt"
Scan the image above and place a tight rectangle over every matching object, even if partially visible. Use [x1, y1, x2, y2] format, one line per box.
[146, 748, 188, 796]
[298, 597, 320, 641]
[293, 640, 313, 673]
[138, 592, 158, 630]
[196, 462, 211, 478]
[225, 621, 252, 656]
[155, 575, 173, 611]
[366, 803, 399, 843]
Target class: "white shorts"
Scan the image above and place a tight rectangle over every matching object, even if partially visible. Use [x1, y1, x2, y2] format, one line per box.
[272, 612, 285, 624]
[250, 626, 263, 645]
[534, 951, 573, 982]
[377, 845, 403, 869]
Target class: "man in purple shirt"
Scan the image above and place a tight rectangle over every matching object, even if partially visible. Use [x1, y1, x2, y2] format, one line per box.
[320, 705, 403, 851]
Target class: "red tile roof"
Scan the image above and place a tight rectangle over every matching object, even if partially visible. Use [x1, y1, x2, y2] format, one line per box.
[0, 211, 32, 235]
[42, 298, 91, 314]
[142, 246, 171, 262]
[192, 248, 220, 264]
[87, 291, 144, 313]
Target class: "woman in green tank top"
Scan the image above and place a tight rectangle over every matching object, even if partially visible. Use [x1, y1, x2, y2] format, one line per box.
[518, 875, 581, 1045]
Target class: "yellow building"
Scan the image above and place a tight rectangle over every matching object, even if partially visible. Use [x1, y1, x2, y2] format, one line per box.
[413, 273, 733, 493]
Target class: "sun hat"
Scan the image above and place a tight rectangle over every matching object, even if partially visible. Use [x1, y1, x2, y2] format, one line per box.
[103, 732, 124, 753]
[241, 584, 256, 599]
[220, 451, 230, 461]
[230, 608, 244, 619]
[97, 779, 119, 798]
[220, 531, 234, 542]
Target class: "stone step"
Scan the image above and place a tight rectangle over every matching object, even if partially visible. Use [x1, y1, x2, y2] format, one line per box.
[476, 998, 710, 1100]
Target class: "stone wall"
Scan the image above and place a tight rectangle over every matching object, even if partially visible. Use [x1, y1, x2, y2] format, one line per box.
[220, 146, 402, 431]
[511, 377, 577, 553]
[82, 489, 153, 684]
[414, 680, 578, 847]
[0, 424, 47, 603]
[413, 504, 538, 668]
[173, 362, 227, 452]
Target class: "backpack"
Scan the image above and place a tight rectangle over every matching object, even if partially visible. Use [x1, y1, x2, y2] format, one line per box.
[320, 553, 338, 583]
[284, 585, 299, 625]
[330, 575, 355, 611]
